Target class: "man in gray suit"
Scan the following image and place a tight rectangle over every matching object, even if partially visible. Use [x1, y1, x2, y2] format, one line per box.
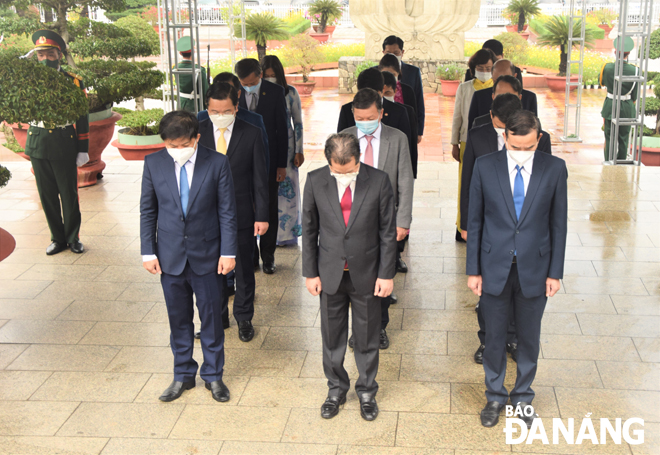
[341, 88, 414, 350]
[303, 133, 397, 422]
[466, 110, 568, 429]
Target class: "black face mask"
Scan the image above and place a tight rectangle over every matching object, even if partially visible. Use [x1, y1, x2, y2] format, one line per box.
[40, 59, 60, 69]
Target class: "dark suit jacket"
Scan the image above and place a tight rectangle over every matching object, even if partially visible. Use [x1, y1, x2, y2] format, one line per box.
[460, 123, 552, 231]
[465, 65, 524, 87]
[140, 145, 238, 276]
[198, 107, 269, 171]
[302, 164, 397, 296]
[468, 88, 538, 131]
[198, 118, 269, 231]
[238, 79, 288, 178]
[400, 62, 425, 135]
[472, 112, 544, 131]
[466, 149, 568, 298]
[400, 102, 418, 178]
[399, 82, 417, 119]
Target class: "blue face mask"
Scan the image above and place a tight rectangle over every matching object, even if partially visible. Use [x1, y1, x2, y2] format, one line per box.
[356, 119, 380, 136]
[243, 84, 258, 94]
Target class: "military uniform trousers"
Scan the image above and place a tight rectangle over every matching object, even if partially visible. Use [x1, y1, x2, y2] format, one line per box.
[603, 119, 632, 161]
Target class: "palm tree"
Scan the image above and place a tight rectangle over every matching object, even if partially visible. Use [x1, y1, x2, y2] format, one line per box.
[505, 0, 541, 33]
[242, 12, 289, 61]
[537, 15, 596, 76]
[308, 0, 343, 33]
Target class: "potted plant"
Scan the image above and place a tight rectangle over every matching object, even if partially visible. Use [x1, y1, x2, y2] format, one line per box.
[281, 34, 324, 96]
[0, 164, 15, 262]
[505, 0, 541, 33]
[110, 107, 164, 160]
[589, 9, 617, 36]
[308, 0, 342, 35]
[641, 78, 660, 166]
[313, 17, 339, 37]
[537, 15, 596, 92]
[504, 11, 520, 33]
[436, 63, 464, 97]
[236, 12, 289, 61]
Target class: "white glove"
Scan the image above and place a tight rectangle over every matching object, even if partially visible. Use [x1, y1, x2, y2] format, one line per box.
[76, 152, 89, 167]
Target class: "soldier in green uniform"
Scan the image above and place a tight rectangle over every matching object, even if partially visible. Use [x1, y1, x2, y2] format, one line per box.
[600, 36, 638, 161]
[25, 30, 89, 255]
[175, 36, 208, 112]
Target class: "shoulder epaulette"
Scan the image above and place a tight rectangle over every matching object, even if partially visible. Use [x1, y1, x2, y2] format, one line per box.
[65, 71, 83, 88]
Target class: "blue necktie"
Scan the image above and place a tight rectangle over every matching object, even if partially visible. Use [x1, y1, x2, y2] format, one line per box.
[180, 163, 189, 218]
[513, 165, 525, 221]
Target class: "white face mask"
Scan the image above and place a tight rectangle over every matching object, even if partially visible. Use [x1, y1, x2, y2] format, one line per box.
[331, 171, 359, 189]
[167, 140, 197, 167]
[209, 113, 235, 129]
[507, 149, 535, 166]
[264, 77, 277, 84]
[475, 71, 492, 83]
[384, 95, 395, 103]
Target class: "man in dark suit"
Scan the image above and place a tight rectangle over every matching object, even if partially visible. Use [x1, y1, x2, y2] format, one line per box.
[140, 111, 237, 403]
[468, 61, 538, 130]
[460, 94, 552, 365]
[382, 71, 418, 178]
[235, 58, 288, 275]
[466, 110, 567, 429]
[198, 82, 269, 343]
[464, 39, 524, 88]
[303, 133, 397, 422]
[381, 35, 426, 142]
[378, 53, 419, 135]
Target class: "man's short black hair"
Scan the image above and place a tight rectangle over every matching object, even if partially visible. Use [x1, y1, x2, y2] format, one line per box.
[381, 71, 397, 91]
[325, 133, 360, 165]
[378, 53, 401, 74]
[506, 110, 541, 138]
[491, 93, 522, 124]
[213, 72, 241, 91]
[357, 67, 385, 92]
[207, 82, 238, 106]
[482, 39, 504, 57]
[234, 58, 261, 80]
[159, 110, 199, 141]
[493, 75, 523, 95]
[353, 88, 382, 111]
[382, 35, 404, 51]
[468, 48, 497, 75]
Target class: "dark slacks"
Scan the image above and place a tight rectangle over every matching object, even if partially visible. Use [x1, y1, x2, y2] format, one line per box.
[255, 177, 279, 264]
[31, 157, 81, 244]
[480, 263, 547, 405]
[477, 300, 517, 345]
[222, 227, 256, 323]
[161, 262, 225, 383]
[380, 238, 407, 330]
[321, 272, 381, 398]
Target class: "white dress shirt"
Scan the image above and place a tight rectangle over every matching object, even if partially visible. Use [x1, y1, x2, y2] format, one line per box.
[497, 131, 506, 152]
[357, 123, 382, 168]
[506, 152, 534, 196]
[212, 117, 235, 150]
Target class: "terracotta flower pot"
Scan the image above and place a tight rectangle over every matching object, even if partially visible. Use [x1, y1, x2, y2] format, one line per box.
[8, 123, 28, 150]
[519, 31, 530, 41]
[309, 32, 329, 44]
[313, 25, 336, 36]
[290, 80, 317, 96]
[598, 24, 613, 36]
[440, 80, 461, 97]
[0, 227, 15, 262]
[78, 111, 122, 187]
[641, 146, 660, 166]
[111, 139, 164, 161]
[544, 74, 579, 92]
[506, 25, 518, 33]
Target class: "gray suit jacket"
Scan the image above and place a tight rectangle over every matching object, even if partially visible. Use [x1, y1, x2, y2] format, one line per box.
[302, 164, 397, 296]
[341, 125, 414, 229]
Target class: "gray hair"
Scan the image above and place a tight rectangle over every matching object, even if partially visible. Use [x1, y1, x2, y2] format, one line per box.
[324, 133, 360, 166]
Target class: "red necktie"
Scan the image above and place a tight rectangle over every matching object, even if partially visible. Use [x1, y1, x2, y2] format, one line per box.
[364, 135, 374, 166]
[340, 186, 352, 270]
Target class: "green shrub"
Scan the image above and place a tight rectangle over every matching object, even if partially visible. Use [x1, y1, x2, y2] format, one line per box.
[650, 28, 660, 60]
[115, 108, 163, 135]
[285, 18, 311, 36]
[0, 164, 11, 189]
[493, 32, 530, 66]
[354, 60, 376, 82]
[436, 63, 465, 81]
[116, 16, 160, 56]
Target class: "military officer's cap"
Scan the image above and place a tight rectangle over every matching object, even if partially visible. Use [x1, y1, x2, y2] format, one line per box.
[176, 36, 195, 53]
[32, 30, 66, 53]
[613, 36, 635, 53]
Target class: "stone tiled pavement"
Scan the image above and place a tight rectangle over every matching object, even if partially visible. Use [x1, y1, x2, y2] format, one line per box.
[0, 88, 659, 454]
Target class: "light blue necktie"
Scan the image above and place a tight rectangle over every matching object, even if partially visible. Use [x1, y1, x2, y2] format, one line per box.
[180, 163, 189, 218]
[513, 164, 525, 221]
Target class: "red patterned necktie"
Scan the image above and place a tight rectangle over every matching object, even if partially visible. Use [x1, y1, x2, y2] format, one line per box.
[364, 135, 374, 166]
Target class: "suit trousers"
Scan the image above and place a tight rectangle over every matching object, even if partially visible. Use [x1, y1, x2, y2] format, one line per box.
[254, 177, 279, 264]
[161, 262, 225, 383]
[480, 263, 547, 405]
[477, 300, 517, 345]
[222, 227, 256, 323]
[31, 157, 81, 245]
[380, 237, 407, 330]
[321, 271, 381, 398]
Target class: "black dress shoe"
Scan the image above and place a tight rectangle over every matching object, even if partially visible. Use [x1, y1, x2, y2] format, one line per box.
[474, 344, 485, 364]
[321, 395, 346, 419]
[379, 329, 389, 350]
[507, 343, 518, 363]
[348, 334, 355, 349]
[262, 262, 276, 274]
[159, 379, 195, 402]
[205, 380, 230, 402]
[238, 320, 255, 342]
[359, 394, 379, 421]
[515, 402, 537, 428]
[389, 293, 398, 304]
[46, 241, 67, 255]
[69, 241, 84, 254]
[396, 257, 408, 273]
[480, 401, 505, 427]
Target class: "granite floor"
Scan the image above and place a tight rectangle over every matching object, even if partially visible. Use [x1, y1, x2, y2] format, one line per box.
[0, 88, 659, 454]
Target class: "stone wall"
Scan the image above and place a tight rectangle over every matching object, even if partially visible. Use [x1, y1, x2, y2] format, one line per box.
[338, 57, 467, 94]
